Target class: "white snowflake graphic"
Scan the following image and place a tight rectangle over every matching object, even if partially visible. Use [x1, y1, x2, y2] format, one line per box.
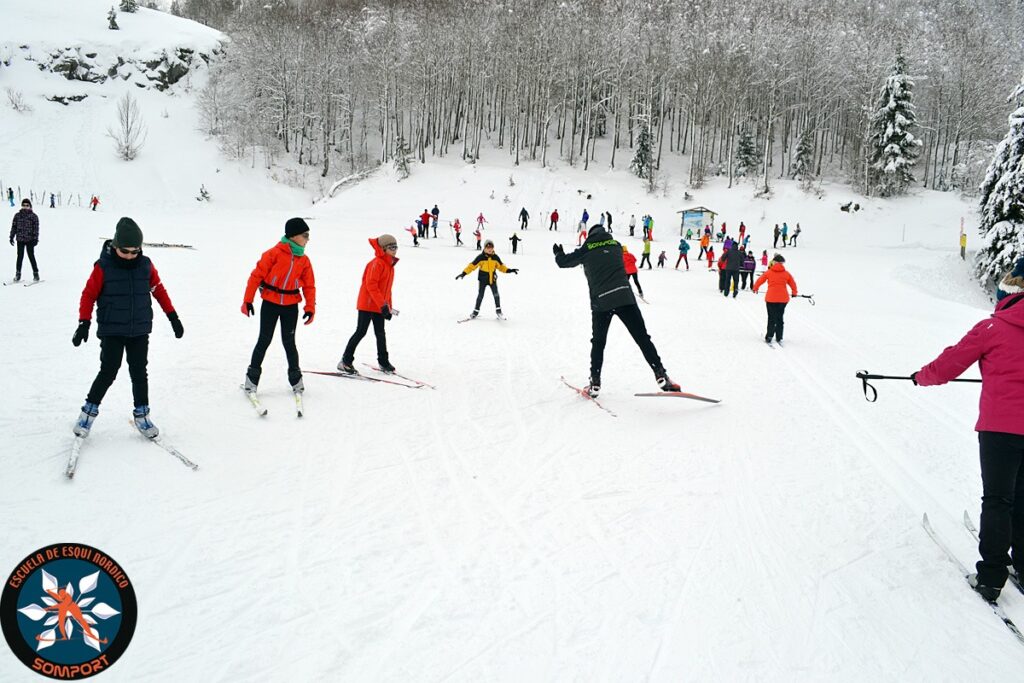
[16, 569, 120, 652]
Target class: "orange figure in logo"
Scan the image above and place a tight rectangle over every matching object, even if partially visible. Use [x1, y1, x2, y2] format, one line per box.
[40, 587, 106, 644]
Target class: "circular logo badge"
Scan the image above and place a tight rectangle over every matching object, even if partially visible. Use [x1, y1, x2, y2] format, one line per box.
[1, 544, 137, 680]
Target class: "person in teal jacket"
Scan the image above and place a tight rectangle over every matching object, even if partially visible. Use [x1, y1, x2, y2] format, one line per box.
[675, 238, 690, 270]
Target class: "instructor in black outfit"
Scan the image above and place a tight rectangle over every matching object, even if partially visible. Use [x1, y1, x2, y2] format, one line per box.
[553, 226, 680, 397]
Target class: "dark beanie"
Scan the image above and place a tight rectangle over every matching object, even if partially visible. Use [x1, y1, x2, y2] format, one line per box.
[285, 217, 310, 238]
[112, 217, 143, 249]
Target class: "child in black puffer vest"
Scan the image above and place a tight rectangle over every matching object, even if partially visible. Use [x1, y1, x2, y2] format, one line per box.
[71, 217, 184, 439]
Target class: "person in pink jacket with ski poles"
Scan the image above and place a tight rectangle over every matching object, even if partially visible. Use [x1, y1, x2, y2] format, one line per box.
[913, 285, 1024, 602]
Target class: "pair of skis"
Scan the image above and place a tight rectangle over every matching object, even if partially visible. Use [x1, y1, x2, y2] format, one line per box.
[65, 426, 197, 479]
[921, 512, 1024, 645]
[241, 387, 304, 417]
[458, 314, 506, 323]
[561, 376, 720, 418]
[307, 364, 435, 390]
[3, 279, 42, 287]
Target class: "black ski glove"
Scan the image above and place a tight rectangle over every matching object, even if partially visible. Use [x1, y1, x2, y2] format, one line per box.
[72, 320, 90, 347]
[508, 268, 519, 274]
[455, 272, 466, 280]
[910, 372, 918, 386]
[242, 302, 254, 317]
[8, 238, 13, 246]
[303, 310, 314, 325]
[552, 244, 564, 256]
[381, 304, 393, 320]
[168, 312, 184, 339]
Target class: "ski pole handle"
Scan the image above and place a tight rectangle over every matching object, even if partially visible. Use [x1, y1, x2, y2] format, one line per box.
[856, 370, 982, 403]
[796, 294, 815, 306]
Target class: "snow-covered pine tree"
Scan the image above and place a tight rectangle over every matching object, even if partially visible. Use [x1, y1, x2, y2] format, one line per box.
[631, 123, 654, 180]
[868, 51, 922, 197]
[976, 73, 1024, 287]
[734, 130, 760, 179]
[393, 134, 412, 180]
[791, 128, 815, 188]
[108, 6, 119, 30]
[119, 0, 138, 12]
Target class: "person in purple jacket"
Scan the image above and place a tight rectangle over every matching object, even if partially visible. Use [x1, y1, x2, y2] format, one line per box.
[913, 277, 1024, 602]
[9, 198, 40, 282]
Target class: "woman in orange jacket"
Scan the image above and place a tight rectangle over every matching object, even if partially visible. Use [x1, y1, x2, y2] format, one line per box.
[338, 234, 399, 374]
[752, 253, 798, 346]
[242, 218, 316, 394]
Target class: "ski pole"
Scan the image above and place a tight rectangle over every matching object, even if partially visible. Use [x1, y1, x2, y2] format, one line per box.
[795, 294, 815, 306]
[855, 370, 981, 403]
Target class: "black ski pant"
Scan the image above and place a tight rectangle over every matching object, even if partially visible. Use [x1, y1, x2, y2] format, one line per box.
[629, 273, 643, 298]
[342, 310, 389, 365]
[773, 234, 780, 248]
[248, 301, 301, 386]
[521, 219, 528, 230]
[718, 269, 729, 294]
[474, 281, 501, 313]
[86, 334, 149, 407]
[590, 304, 663, 382]
[976, 431, 1024, 587]
[723, 270, 740, 296]
[15, 241, 38, 276]
[639, 253, 652, 269]
[765, 302, 787, 342]
[741, 271, 754, 289]
[698, 246, 707, 259]
[456, 234, 463, 245]
[549, 220, 557, 231]
[511, 244, 518, 255]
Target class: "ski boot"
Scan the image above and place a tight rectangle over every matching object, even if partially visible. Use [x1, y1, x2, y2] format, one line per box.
[33, 272, 39, 282]
[656, 373, 681, 392]
[337, 360, 358, 375]
[73, 402, 99, 437]
[243, 376, 258, 394]
[291, 378, 304, 394]
[496, 308, 505, 321]
[968, 573, 1001, 602]
[470, 310, 479, 319]
[378, 360, 396, 374]
[12, 271, 20, 283]
[133, 405, 160, 439]
[585, 373, 600, 398]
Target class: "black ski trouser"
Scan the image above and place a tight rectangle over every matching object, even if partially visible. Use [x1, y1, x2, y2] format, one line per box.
[718, 269, 729, 293]
[511, 244, 518, 254]
[765, 302, 787, 342]
[549, 220, 557, 231]
[976, 431, 1024, 587]
[87, 334, 149, 407]
[15, 241, 38, 275]
[474, 281, 501, 313]
[639, 253, 652, 269]
[773, 235, 780, 248]
[724, 270, 740, 295]
[740, 271, 749, 289]
[342, 310, 389, 365]
[521, 219, 528, 230]
[248, 301, 301, 386]
[590, 304, 663, 381]
[629, 273, 643, 297]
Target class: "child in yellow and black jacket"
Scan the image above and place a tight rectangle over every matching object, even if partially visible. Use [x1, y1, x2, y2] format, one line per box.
[455, 239, 519, 319]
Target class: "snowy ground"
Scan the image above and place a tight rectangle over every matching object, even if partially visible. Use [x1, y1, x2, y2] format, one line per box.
[3, 3, 1023, 681]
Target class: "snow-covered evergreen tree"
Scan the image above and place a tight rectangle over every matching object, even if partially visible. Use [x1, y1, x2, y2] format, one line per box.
[976, 74, 1024, 287]
[107, 6, 119, 30]
[868, 51, 922, 197]
[119, 0, 138, 12]
[631, 123, 654, 181]
[791, 128, 815, 187]
[393, 134, 412, 180]
[735, 130, 760, 179]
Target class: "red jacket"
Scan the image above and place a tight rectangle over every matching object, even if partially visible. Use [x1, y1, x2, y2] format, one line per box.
[753, 263, 797, 303]
[622, 251, 638, 275]
[244, 241, 316, 312]
[420, 212, 431, 226]
[916, 294, 1024, 435]
[551, 210, 559, 222]
[356, 238, 397, 312]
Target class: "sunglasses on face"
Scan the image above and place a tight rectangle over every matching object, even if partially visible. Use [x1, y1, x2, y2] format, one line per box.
[117, 247, 141, 255]
[21, 204, 30, 208]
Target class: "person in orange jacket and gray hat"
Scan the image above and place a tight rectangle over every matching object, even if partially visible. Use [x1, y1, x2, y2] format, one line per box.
[242, 217, 316, 396]
[752, 253, 797, 346]
[338, 234, 399, 375]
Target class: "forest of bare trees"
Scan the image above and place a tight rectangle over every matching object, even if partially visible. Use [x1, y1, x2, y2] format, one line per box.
[184, 0, 1024, 196]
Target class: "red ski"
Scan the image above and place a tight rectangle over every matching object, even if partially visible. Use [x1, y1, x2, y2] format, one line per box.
[634, 391, 721, 404]
[561, 376, 617, 417]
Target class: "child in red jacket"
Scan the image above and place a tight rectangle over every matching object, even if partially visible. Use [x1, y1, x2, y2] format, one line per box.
[242, 218, 316, 396]
[72, 217, 183, 439]
[338, 234, 399, 374]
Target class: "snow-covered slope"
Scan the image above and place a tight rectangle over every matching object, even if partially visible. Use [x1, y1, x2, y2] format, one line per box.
[3, 3, 1024, 681]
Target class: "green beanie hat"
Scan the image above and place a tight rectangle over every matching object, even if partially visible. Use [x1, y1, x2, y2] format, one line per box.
[113, 217, 143, 249]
